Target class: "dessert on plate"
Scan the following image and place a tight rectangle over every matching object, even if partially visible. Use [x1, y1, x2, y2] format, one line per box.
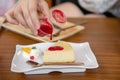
[20, 41, 76, 66]
[43, 41, 75, 64]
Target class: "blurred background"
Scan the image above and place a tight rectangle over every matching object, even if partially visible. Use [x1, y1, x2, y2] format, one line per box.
[0, 0, 119, 17]
[51, 0, 117, 17]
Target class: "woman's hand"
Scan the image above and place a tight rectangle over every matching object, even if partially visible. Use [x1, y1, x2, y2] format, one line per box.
[5, 0, 50, 35]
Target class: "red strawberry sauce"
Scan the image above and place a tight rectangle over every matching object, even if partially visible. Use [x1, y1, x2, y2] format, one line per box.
[30, 56, 34, 60]
[37, 18, 53, 40]
[48, 46, 64, 51]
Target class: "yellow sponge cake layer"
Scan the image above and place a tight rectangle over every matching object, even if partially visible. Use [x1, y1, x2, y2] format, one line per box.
[43, 41, 75, 64]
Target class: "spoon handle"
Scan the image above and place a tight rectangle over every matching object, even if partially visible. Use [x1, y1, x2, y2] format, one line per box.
[27, 60, 84, 67]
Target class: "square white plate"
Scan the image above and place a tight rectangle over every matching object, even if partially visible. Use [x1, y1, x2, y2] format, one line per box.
[11, 42, 99, 74]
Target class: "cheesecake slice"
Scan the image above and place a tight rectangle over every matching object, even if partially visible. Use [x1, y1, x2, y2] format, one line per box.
[43, 41, 75, 64]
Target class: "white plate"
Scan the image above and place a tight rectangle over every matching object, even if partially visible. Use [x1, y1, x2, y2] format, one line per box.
[11, 42, 99, 74]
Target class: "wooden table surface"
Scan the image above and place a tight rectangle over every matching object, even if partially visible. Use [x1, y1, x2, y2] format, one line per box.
[0, 18, 120, 80]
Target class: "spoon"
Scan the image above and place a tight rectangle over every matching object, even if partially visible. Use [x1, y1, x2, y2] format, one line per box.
[27, 60, 84, 67]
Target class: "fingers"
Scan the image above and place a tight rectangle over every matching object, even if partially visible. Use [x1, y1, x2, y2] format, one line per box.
[4, 7, 18, 24]
[28, 0, 40, 29]
[14, 4, 28, 28]
[21, 0, 37, 35]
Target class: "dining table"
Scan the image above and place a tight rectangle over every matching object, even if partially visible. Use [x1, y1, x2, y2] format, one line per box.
[0, 18, 120, 80]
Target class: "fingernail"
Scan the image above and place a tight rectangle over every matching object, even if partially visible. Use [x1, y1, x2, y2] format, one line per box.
[32, 29, 38, 36]
[12, 20, 18, 24]
[36, 24, 40, 30]
[35, 31, 38, 36]
[14, 21, 18, 25]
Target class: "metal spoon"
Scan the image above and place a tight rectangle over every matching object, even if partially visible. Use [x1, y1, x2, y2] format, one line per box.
[27, 60, 84, 67]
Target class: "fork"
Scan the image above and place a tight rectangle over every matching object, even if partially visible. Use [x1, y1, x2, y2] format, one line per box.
[53, 21, 87, 37]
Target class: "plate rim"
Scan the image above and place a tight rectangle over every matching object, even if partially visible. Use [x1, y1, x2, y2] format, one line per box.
[11, 42, 99, 73]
